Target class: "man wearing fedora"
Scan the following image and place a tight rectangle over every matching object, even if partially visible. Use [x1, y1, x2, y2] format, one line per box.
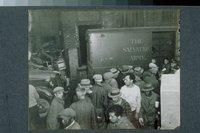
[107, 88, 132, 121]
[91, 74, 108, 129]
[120, 73, 141, 128]
[46, 87, 65, 129]
[139, 83, 160, 129]
[110, 68, 123, 88]
[57, 108, 81, 129]
[70, 82, 97, 129]
[107, 105, 135, 129]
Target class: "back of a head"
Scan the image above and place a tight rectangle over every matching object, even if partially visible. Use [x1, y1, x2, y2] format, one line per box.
[108, 104, 123, 117]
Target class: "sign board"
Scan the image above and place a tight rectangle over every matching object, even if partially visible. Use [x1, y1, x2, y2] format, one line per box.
[87, 28, 152, 74]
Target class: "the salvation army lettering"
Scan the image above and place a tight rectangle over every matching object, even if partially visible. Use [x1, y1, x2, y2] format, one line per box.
[122, 47, 149, 53]
[130, 39, 144, 45]
[87, 28, 152, 69]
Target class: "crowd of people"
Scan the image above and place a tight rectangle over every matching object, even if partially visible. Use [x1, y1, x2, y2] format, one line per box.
[29, 57, 180, 130]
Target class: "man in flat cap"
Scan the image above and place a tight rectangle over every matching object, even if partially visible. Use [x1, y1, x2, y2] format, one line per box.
[91, 74, 108, 129]
[70, 84, 97, 129]
[139, 83, 160, 129]
[46, 87, 65, 129]
[57, 108, 81, 129]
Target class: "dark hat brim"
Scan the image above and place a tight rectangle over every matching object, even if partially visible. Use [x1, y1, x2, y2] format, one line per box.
[141, 87, 154, 91]
[108, 92, 122, 98]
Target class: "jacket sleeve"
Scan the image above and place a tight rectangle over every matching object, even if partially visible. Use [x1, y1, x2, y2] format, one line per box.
[91, 105, 97, 129]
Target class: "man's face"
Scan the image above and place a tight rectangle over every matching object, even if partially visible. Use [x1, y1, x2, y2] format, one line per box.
[76, 88, 86, 100]
[164, 59, 169, 64]
[144, 91, 151, 97]
[123, 75, 133, 86]
[109, 112, 118, 123]
[55, 91, 64, 99]
[112, 96, 120, 103]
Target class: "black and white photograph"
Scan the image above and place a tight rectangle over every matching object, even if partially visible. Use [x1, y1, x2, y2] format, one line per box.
[28, 8, 180, 130]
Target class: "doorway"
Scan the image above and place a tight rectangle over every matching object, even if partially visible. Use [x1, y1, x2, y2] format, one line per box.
[77, 24, 101, 66]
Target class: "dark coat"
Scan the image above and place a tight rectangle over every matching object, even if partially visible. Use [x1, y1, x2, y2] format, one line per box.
[46, 97, 64, 129]
[70, 99, 97, 129]
[139, 91, 159, 127]
[107, 117, 135, 129]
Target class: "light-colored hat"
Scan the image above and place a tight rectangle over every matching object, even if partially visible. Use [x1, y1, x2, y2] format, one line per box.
[53, 87, 65, 93]
[134, 67, 144, 73]
[80, 79, 93, 88]
[110, 68, 120, 78]
[121, 65, 134, 74]
[93, 74, 103, 82]
[121, 65, 130, 73]
[110, 68, 119, 74]
[108, 88, 122, 98]
[149, 63, 158, 69]
[141, 83, 154, 91]
[134, 67, 144, 76]
[103, 72, 113, 80]
[58, 108, 76, 120]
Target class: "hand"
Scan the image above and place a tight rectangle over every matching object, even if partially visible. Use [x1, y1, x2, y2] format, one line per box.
[139, 118, 144, 126]
[135, 112, 139, 120]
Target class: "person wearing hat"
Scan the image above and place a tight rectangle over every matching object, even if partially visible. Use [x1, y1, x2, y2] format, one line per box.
[138, 83, 160, 129]
[46, 87, 65, 129]
[107, 105, 135, 129]
[110, 68, 124, 89]
[79, 79, 93, 94]
[107, 88, 132, 122]
[90, 74, 108, 129]
[110, 68, 120, 79]
[103, 72, 118, 90]
[120, 72, 141, 128]
[57, 108, 81, 129]
[121, 65, 134, 74]
[142, 63, 160, 95]
[134, 67, 145, 91]
[70, 84, 97, 129]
